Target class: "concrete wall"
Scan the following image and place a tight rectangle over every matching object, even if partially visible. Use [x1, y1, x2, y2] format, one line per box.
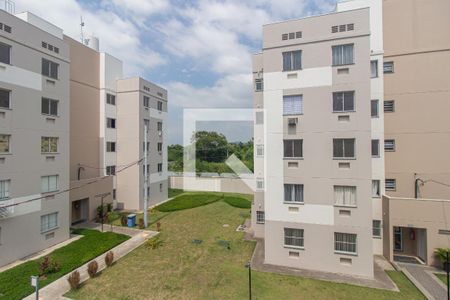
[169, 176, 253, 195]
[383, 0, 450, 199]
[0, 11, 70, 266]
[383, 195, 450, 267]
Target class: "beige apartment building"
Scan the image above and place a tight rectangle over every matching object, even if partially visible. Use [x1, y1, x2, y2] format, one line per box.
[252, 1, 384, 277]
[381, 0, 450, 267]
[0, 10, 70, 266]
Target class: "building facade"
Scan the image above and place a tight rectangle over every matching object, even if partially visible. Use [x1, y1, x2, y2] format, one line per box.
[381, 0, 450, 267]
[252, 1, 384, 277]
[0, 11, 70, 266]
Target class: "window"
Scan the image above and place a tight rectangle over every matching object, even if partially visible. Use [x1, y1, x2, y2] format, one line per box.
[284, 184, 304, 203]
[41, 212, 58, 232]
[41, 175, 58, 193]
[282, 50, 302, 71]
[333, 91, 354, 112]
[334, 232, 357, 254]
[106, 94, 116, 105]
[157, 142, 162, 152]
[0, 179, 10, 199]
[256, 178, 264, 190]
[283, 139, 303, 158]
[157, 101, 163, 111]
[384, 139, 395, 151]
[113, 189, 116, 200]
[255, 78, 263, 92]
[370, 60, 378, 78]
[332, 44, 354, 66]
[41, 98, 58, 116]
[256, 211, 265, 224]
[143, 96, 150, 107]
[41, 58, 59, 79]
[371, 99, 379, 117]
[0, 42, 11, 64]
[373, 220, 382, 237]
[144, 119, 150, 130]
[334, 186, 356, 207]
[384, 100, 395, 112]
[160, 183, 163, 192]
[385, 179, 396, 191]
[0, 89, 10, 109]
[143, 164, 150, 176]
[333, 138, 355, 159]
[371, 139, 380, 157]
[106, 142, 116, 152]
[283, 95, 303, 115]
[372, 180, 380, 197]
[284, 228, 304, 248]
[288, 32, 295, 39]
[255, 111, 264, 124]
[157, 122, 163, 132]
[158, 163, 163, 172]
[256, 144, 264, 157]
[107, 118, 116, 129]
[282, 33, 288, 40]
[106, 166, 116, 176]
[0, 134, 10, 153]
[347, 23, 354, 31]
[143, 142, 150, 152]
[383, 61, 394, 73]
[41, 137, 58, 153]
[295, 31, 302, 38]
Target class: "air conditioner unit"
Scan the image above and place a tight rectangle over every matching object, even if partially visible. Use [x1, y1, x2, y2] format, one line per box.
[158, 131, 162, 136]
[288, 118, 298, 126]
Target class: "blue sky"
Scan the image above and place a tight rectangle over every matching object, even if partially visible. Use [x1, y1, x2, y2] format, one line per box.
[15, 0, 336, 144]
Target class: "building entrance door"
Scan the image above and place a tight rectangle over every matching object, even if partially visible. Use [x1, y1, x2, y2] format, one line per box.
[394, 226, 403, 251]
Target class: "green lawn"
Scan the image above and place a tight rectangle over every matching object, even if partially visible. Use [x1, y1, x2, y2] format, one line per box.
[223, 196, 251, 208]
[168, 188, 185, 198]
[435, 273, 449, 286]
[65, 194, 424, 300]
[0, 229, 129, 300]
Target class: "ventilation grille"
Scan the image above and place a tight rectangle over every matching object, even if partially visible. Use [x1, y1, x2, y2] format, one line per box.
[0, 23, 12, 33]
[281, 31, 302, 41]
[331, 23, 355, 33]
[42, 41, 59, 54]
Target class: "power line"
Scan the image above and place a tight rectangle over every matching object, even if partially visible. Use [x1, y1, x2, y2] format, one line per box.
[1, 158, 143, 209]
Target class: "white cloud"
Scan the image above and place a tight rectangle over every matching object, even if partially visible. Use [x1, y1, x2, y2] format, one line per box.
[14, 0, 166, 76]
[110, 0, 169, 17]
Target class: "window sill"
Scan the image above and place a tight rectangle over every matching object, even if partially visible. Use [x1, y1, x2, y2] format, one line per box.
[332, 63, 355, 67]
[0, 152, 12, 156]
[284, 201, 304, 205]
[42, 114, 59, 118]
[334, 204, 357, 208]
[283, 157, 303, 160]
[283, 113, 303, 116]
[372, 195, 381, 199]
[282, 69, 302, 72]
[332, 111, 355, 114]
[41, 227, 59, 235]
[42, 152, 59, 155]
[334, 251, 358, 257]
[256, 221, 265, 225]
[371, 116, 380, 119]
[284, 245, 305, 250]
[384, 149, 395, 152]
[42, 75, 59, 81]
[0, 107, 12, 111]
[372, 155, 380, 158]
[373, 236, 382, 239]
[333, 157, 356, 160]
[41, 190, 59, 196]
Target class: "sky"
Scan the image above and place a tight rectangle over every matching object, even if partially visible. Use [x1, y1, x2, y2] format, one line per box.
[14, 0, 336, 144]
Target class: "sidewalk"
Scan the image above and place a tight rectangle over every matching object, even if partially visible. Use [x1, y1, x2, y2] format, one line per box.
[23, 225, 158, 300]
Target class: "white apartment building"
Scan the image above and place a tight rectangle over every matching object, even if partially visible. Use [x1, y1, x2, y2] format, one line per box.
[252, 0, 384, 277]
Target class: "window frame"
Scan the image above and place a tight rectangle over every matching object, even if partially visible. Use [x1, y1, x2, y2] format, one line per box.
[106, 94, 116, 105]
[106, 142, 116, 152]
[106, 165, 116, 176]
[283, 94, 303, 115]
[334, 232, 357, 255]
[106, 118, 116, 129]
[373, 220, 382, 238]
[0, 179, 10, 200]
[0, 134, 11, 153]
[0, 41, 11, 65]
[284, 228, 304, 249]
[283, 139, 303, 159]
[371, 99, 379, 118]
[334, 185, 357, 207]
[282, 50, 302, 71]
[284, 184, 304, 204]
[256, 144, 264, 157]
[157, 163, 163, 173]
[255, 78, 263, 92]
[143, 95, 150, 108]
[256, 211, 265, 224]
[41, 58, 59, 80]
[332, 91, 355, 113]
[0, 88, 11, 109]
[41, 97, 59, 116]
[41, 212, 58, 233]
[41, 136, 58, 153]
[371, 139, 380, 157]
[370, 60, 378, 78]
[157, 101, 163, 111]
[372, 180, 381, 198]
[41, 175, 59, 193]
[332, 44, 354, 66]
[333, 138, 355, 159]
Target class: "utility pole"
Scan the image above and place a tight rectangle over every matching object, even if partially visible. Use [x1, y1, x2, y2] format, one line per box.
[245, 261, 252, 300]
[447, 251, 449, 300]
[95, 192, 110, 232]
[144, 124, 148, 228]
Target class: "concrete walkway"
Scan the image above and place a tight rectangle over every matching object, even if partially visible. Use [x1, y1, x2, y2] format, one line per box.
[23, 224, 158, 300]
[397, 262, 447, 300]
[249, 238, 399, 291]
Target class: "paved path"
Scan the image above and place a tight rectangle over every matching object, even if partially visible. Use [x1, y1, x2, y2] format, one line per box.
[23, 225, 158, 300]
[397, 262, 446, 300]
[250, 238, 399, 291]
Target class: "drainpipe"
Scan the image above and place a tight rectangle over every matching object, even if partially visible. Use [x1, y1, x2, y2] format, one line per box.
[77, 165, 85, 180]
[414, 175, 424, 199]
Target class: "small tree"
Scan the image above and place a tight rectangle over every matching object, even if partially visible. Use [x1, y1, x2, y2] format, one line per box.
[435, 248, 450, 269]
[87, 260, 99, 278]
[138, 218, 145, 229]
[39, 256, 60, 277]
[105, 251, 114, 267]
[120, 215, 127, 226]
[67, 270, 81, 290]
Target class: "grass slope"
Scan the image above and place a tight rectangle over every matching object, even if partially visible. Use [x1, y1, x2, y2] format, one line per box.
[66, 199, 424, 300]
[155, 193, 223, 212]
[0, 229, 128, 300]
[223, 196, 251, 208]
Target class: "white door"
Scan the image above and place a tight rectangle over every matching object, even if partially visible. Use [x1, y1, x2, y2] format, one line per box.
[417, 229, 427, 263]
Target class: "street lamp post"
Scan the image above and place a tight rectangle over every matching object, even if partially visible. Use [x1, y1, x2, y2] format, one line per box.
[95, 192, 111, 232]
[245, 261, 252, 300]
[447, 251, 449, 300]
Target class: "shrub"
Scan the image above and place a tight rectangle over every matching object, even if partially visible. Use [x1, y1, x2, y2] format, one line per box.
[67, 270, 81, 290]
[106, 203, 113, 212]
[146, 236, 163, 249]
[155, 193, 221, 212]
[87, 260, 99, 278]
[138, 218, 145, 229]
[105, 251, 114, 267]
[435, 248, 450, 263]
[120, 215, 127, 226]
[223, 196, 251, 209]
[39, 256, 60, 277]
[156, 222, 161, 232]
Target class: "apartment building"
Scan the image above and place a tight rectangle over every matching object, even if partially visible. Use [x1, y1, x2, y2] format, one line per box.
[381, 0, 450, 267]
[67, 36, 168, 215]
[0, 11, 70, 266]
[252, 1, 384, 277]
